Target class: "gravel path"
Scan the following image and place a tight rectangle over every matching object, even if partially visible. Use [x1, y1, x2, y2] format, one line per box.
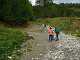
[43, 33, 80, 60]
[20, 25, 80, 60]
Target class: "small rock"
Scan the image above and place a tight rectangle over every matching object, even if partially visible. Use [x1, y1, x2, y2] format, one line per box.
[40, 53, 43, 56]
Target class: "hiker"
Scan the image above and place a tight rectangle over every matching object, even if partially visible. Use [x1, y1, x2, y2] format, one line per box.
[55, 27, 60, 41]
[40, 24, 47, 32]
[44, 24, 47, 32]
[48, 26, 54, 41]
[52, 27, 56, 40]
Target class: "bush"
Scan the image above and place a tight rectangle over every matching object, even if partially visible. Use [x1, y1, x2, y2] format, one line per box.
[0, 0, 33, 23]
[0, 27, 25, 60]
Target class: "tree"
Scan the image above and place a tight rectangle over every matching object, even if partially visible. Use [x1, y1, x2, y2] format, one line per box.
[0, 0, 33, 22]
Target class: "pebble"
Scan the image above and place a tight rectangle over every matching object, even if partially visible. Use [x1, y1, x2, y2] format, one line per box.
[40, 53, 43, 56]
[8, 56, 12, 59]
[42, 33, 80, 60]
[25, 31, 80, 60]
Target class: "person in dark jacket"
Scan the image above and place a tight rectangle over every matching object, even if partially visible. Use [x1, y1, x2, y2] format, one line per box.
[55, 27, 61, 41]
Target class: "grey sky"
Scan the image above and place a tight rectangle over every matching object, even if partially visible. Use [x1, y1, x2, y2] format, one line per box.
[29, 0, 80, 5]
[29, 0, 35, 5]
[54, 0, 80, 4]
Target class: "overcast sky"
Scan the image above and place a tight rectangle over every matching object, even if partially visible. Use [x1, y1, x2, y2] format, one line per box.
[54, 0, 80, 4]
[29, 0, 35, 5]
[29, 0, 80, 5]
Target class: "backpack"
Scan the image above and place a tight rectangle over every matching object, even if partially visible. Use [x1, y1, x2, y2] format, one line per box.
[55, 27, 61, 32]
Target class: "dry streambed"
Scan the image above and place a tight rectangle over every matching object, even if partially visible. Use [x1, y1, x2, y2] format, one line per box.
[20, 25, 80, 60]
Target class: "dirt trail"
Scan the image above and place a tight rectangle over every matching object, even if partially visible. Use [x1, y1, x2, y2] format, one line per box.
[20, 24, 80, 60]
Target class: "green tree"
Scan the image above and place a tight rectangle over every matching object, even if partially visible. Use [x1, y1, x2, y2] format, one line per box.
[0, 0, 33, 22]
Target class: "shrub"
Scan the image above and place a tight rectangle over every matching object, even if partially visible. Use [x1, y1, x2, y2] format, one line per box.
[0, 27, 25, 60]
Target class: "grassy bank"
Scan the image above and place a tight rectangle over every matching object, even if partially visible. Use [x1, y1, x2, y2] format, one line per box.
[0, 26, 26, 60]
[32, 17, 80, 37]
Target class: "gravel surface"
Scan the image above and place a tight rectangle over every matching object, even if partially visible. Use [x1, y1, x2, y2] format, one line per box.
[20, 25, 80, 60]
[43, 33, 80, 60]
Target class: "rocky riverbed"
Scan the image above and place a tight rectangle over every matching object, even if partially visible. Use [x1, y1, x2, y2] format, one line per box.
[20, 25, 80, 60]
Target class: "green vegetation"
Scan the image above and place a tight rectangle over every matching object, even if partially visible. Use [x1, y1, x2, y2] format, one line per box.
[0, 26, 26, 60]
[0, 0, 80, 23]
[32, 17, 80, 37]
[0, 0, 80, 59]
[33, 3, 80, 18]
[0, 0, 33, 23]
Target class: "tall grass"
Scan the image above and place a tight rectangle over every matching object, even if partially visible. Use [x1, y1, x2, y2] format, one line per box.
[0, 26, 25, 60]
[32, 17, 80, 37]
